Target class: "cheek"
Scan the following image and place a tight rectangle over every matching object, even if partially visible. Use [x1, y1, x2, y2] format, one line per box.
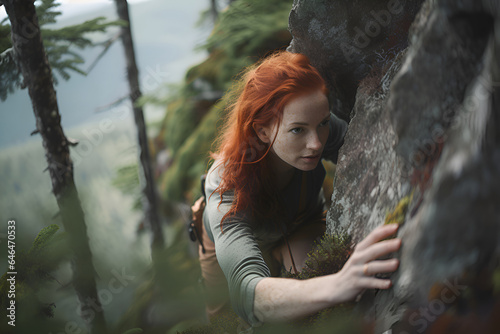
[275, 135, 298, 155]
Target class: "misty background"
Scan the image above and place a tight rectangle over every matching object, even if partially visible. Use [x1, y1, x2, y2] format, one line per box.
[0, 0, 209, 326]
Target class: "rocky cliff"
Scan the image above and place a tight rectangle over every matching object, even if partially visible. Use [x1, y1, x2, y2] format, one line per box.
[289, 0, 500, 332]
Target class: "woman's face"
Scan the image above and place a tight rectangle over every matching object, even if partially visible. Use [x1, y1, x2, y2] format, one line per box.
[258, 89, 330, 173]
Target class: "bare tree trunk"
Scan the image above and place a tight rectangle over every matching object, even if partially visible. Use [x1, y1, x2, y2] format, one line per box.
[114, 0, 164, 250]
[1, 1, 107, 333]
[210, 0, 219, 22]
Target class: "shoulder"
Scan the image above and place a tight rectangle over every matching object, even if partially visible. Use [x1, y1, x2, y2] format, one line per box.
[205, 159, 225, 198]
[204, 160, 236, 222]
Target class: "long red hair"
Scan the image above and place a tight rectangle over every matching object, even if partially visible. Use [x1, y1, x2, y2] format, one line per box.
[212, 51, 328, 228]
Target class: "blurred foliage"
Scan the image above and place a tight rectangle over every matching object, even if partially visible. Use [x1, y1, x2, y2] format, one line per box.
[195, 0, 292, 90]
[162, 93, 198, 157]
[155, 0, 293, 203]
[0, 0, 123, 101]
[495, 266, 500, 295]
[0, 224, 70, 333]
[160, 99, 225, 202]
[121, 329, 144, 334]
[113, 220, 205, 334]
[322, 160, 337, 209]
[177, 309, 241, 334]
[112, 162, 142, 211]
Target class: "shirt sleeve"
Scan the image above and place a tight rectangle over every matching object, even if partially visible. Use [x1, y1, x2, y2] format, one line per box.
[322, 113, 348, 163]
[203, 163, 271, 326]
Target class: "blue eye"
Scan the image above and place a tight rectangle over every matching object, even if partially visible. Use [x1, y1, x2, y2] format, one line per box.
[290, 128, 303, 134]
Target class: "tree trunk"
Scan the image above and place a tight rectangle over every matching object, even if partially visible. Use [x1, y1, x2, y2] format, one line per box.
[210, 0, 219, 22]
[114, 0, 164, 250]
[2, 1, 107, 333]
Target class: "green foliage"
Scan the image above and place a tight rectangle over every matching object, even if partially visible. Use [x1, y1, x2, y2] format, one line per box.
[494, 266, 500, 295]
[188, 0, 292, 92]
[113, 221, 205, 334]
[156, 0, 292, 203]
[121, 328, 143, 334]
[202, 0, 292, 58]
[160, 100, 224, 202]
[179, 309, 241, 334]
[0, 224, 69, 333]
[0, 0, 123, 100]
[29, 223, 60, 255]
[0, 18, 12, 51]
[279, 230, 355, 330]
[1, 224, 68, 292]
[0, 17, 21, 101]
[35, 0, 62, 26]
[282, 231, 353, 280]
[43, 16, 122, 83]
[163, 96, 198, 157]
[112, 162, 142, 211]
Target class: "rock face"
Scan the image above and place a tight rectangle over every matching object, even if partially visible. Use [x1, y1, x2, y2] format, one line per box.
[289, 0, 500, 332]
[327, 53, 411, 244]
[287, 0, 424, 119]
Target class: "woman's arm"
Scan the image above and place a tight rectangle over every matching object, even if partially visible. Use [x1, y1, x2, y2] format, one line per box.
[254, 224, 401, 322]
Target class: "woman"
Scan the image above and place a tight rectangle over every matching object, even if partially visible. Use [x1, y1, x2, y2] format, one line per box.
[199, 51, 401, 326]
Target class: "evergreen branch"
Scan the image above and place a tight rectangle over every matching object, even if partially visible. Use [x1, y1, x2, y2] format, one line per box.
[95, 94, 129, 113]
[44, 17, 126, 48]
[55, 67, 70, 81]
[36, 0, 62, 26]
[0, 4, 123, 99]
[29, 224, 60, 256]
[86, 31, 121, 73]
[0, 47, 21, 101]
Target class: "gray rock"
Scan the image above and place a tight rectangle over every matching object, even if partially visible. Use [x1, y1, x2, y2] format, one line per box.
[288, 0, 424, 119]
[326, 53, 412, 244]
[289, 0, 500, 332]
[380, 32, 500, 332]
[388, 0, 494, 166]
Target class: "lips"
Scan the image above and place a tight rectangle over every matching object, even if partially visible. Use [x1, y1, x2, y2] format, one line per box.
[301, 154, 320, 162]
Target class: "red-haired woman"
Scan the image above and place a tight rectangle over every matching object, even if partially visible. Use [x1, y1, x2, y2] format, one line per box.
[198, 51, 401, 326]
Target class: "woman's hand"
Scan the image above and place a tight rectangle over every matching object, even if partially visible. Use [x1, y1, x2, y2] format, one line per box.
[254, 224, 401, 323]
[333, 223, 401, 303]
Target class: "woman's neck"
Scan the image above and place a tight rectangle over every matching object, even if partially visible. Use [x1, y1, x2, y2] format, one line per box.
[267, 152, 296, 190]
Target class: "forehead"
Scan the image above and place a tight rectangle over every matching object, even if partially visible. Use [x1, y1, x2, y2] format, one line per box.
[281, 90, 329, 123]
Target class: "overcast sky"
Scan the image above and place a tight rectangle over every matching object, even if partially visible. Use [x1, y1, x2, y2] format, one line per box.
[1, 0, 150, 21]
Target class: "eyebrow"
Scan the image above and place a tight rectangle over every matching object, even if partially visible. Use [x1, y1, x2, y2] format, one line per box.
[289, 114, 330, 127]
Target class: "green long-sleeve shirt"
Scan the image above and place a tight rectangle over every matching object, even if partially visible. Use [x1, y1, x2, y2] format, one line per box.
[203, 113, 347, 325]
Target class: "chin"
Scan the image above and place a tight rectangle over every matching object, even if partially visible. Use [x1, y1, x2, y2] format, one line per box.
[297, 162, 319, 171]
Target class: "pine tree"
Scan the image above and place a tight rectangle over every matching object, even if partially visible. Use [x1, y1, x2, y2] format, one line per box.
[0, 0, 122, 101]
[114, 0, 164, 250]
[1, 1, 108, 333]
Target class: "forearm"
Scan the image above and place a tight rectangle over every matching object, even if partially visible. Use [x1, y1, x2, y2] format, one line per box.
[253, 225, 402, 323]
[253, 274, 343, 322]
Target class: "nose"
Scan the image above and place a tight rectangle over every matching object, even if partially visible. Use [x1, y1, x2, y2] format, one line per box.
[306, 131, 322, 151]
